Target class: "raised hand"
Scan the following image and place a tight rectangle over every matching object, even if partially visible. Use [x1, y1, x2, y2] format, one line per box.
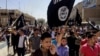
[50, 44, 57, 55]
[60, 26, 66, 34]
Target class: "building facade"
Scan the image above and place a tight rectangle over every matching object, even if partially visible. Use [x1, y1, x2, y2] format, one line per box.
[83, 0, 96, 8]
[0, 9, 35, 27]
[75, 0, 100, 25]
[82, 0, 100, 25]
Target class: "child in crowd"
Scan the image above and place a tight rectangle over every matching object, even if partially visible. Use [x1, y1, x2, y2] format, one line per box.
[57, 38, 69, 56]
[34, 32, 58, 56]
[56, 27, 69, 56]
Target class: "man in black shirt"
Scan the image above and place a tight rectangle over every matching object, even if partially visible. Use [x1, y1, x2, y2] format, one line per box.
[11, 28, 20, 56]
[67, 31, 76, 56]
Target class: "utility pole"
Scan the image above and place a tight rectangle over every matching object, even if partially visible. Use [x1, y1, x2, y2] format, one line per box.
[6, 0, 9, 26]
[19, 0, 21, 10]
[6, 0, 7, 10]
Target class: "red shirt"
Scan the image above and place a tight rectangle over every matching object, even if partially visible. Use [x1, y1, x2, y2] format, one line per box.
[80, 43, 100, 56]
[81, 39, 88, 45]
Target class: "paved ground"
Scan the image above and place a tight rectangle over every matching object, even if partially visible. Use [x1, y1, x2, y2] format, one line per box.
[0, 41, 30, 56]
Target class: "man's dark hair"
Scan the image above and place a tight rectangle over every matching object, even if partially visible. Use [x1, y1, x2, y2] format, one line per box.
[69, 31, 74, 35]
[87, 33, 95, 39]
[62, 38, 66, 40]
[82, 34, 86, 39]
[55, 32, 60, 36]
[86, 32, 91, 37]
[92, 30, 99, 34]
[34, 28, 39, 31]
[41, 32, 51, 40]
[19, 28, 25, 33]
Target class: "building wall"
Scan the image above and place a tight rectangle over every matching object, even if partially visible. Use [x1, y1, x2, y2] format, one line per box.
[82, 7, 100, 24]
[74, 2, 86, 21]
[96, 0, 100, 7]
[0, 9, 35, 27]
[83, 8, 100, 19]
[74, 0, 100, 24]
[82, 0, 100, 24]
[0, 9, 8, 26]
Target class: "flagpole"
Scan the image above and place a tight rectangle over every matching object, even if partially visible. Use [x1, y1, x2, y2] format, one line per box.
[10, 0, 21, 26]
[6, 0, 10, 27]
[11, 15, 20, 26]
[11, 0, 20, 27]
[6, 0, 7, 10]
[19, 0, 20, 10]
[65, 17, 70, 25]
[6, 0, 8, 21]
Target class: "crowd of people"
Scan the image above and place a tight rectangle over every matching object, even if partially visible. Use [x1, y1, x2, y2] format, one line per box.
[0, 25, 100, 56]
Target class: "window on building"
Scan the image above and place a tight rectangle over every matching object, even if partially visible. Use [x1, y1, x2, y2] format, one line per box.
[0, 13, 7, 15]
[9, 12, 14, 15]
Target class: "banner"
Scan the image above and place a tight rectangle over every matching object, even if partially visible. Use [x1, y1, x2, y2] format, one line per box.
[75, 9, 82, 26]
[15, 14, 26, 30]
[47, 0, 75, 28]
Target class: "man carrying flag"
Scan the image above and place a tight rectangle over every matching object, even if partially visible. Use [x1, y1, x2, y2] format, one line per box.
[8, 14, 26, 56]
[75, 8, 82, 26]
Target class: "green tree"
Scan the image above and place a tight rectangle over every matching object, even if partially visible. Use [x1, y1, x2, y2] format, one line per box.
[37, 18, 45, 25]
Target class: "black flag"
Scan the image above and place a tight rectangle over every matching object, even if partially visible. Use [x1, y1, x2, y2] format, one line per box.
[47, 0, 75, 28]
[35, 20, 37, 27]
[75, 9, 82, 26]
[15, 14, 26, 30]
[88, 21, 99, 31]
[67, 19, 74, 26]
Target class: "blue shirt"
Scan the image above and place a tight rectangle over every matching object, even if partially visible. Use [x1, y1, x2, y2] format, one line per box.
[57, 45, 69, 56]
[52, 39, 57, 46]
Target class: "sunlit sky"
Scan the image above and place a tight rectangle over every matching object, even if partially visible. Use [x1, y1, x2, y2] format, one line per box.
[0, 0, 83, 21]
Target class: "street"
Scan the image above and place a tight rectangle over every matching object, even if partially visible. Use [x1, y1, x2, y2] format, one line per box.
[0, 41, 30, 56]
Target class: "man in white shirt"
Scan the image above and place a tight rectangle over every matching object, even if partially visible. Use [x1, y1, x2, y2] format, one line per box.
[17, 29, 28, 56]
